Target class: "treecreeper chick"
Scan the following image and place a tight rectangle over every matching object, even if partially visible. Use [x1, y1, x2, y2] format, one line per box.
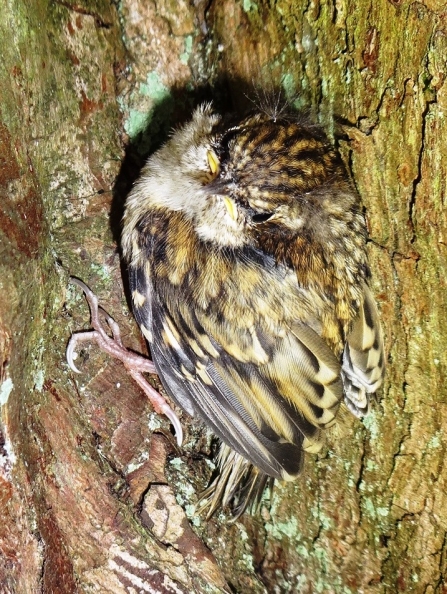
[68, 104, 385, 518]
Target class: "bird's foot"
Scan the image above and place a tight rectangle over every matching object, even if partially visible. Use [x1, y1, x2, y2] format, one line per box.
[66, 277, 183, 445]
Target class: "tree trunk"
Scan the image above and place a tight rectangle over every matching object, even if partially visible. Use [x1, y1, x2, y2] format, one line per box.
[1, 0, 446, 592]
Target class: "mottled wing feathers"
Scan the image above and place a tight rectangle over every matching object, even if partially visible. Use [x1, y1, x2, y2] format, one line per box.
[342, 283, 385, 416]
[129, 261, 154, 343]
[149, 298, 303, 479]
[129, 257, 350, 481]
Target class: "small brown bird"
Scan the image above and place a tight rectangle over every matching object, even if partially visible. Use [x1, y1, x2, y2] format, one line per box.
[68, 104, 385, 518]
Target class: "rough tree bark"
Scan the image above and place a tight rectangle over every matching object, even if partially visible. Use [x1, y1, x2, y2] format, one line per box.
[1, 0, 446, 592]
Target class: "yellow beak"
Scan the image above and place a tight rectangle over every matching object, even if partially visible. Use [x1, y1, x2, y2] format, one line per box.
[207, 150, 220, 176]
[223, 196, 238, 221]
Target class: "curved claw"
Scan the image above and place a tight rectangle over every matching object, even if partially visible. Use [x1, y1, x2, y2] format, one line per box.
[160, 404, 183, 446]
[66, 336, 82, 374]
[70, 276, 94, 299]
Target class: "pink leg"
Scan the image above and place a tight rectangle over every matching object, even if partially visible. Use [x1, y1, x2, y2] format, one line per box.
[66, 277, 183, 445]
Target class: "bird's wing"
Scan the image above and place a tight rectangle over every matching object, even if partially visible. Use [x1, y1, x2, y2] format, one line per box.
[129, 263, 346, 481]
[342, 282, 385, 416]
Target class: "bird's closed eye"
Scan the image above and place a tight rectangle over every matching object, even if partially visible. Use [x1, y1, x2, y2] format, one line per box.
[252, 211, 275, 223]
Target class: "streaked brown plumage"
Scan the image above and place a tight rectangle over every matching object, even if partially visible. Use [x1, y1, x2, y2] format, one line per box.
[117, 104, 385, 517]
[66, 104, 384, 517]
